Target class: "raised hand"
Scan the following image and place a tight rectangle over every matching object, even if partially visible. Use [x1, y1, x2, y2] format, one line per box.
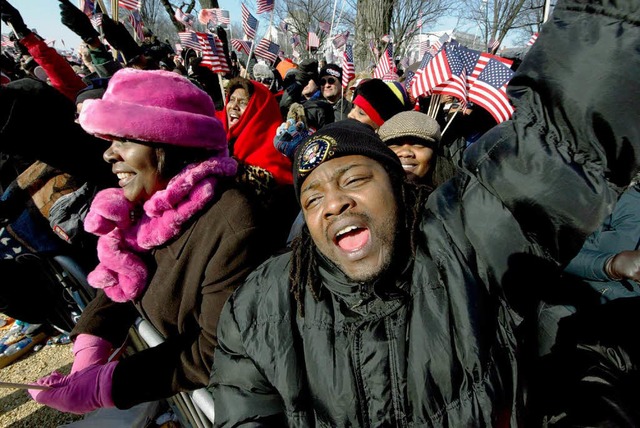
[0, 0, 30, 38]
[58, 0, 99, 43]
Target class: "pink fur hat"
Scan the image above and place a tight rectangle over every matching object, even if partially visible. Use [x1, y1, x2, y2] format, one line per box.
[79, 68, 226, 150]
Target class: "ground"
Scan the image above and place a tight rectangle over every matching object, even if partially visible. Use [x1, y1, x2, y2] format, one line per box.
[0, 333, 85, 427]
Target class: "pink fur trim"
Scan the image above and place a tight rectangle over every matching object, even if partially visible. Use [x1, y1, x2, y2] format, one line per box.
[84, 156, 237, 302]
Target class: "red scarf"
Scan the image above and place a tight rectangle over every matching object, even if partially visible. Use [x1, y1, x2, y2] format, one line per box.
[219, 81, 293, 185]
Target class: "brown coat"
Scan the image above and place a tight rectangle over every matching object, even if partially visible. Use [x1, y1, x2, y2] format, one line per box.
[72, 183, 270, 409]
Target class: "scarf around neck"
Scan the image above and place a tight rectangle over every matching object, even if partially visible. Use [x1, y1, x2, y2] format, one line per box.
[83, 156, 237, 302]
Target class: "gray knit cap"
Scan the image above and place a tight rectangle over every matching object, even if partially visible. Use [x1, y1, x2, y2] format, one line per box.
[252, 63, 274, 80]
[378, 111, 442, 146]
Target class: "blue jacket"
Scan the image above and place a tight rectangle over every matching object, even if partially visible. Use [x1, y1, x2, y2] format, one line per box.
[564, 184, 640, 301]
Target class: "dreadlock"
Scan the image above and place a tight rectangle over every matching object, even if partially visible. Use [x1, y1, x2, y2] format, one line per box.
[289, 175, 433, 317]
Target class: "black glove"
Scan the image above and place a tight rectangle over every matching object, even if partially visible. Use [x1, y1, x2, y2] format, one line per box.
[9, 33, 29, 57]
[58, 0, 99, 43]
[0, 0, 30, 39]
[100, 14, 142, 64]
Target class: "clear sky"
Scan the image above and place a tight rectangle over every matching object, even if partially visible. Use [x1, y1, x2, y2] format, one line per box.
[4, 1, 496, 51]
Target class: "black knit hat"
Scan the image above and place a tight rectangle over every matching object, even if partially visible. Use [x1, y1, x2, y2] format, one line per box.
[293, 119, 404, 200]
[352, 78, 411, 127]
[319, 63, 342, 82]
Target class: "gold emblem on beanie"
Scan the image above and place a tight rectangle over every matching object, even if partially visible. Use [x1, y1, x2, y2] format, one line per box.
[298, 136, 337, 174]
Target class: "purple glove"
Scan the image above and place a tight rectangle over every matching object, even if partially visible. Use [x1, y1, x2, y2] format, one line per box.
[29, 361, 117, 414]
[71, 334, 113, 374]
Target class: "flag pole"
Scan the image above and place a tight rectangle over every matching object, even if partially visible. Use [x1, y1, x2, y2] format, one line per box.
[243, 25, 259, 78]
[543, 0, 552, 23]
[328, 0, 338, 40]
[111, 0, 118, 22]
[441, 109, 459, 136]
[267, 9, 275, 41]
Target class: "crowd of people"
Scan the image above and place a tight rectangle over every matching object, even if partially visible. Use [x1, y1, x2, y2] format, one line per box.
[0, 0, 639, 425]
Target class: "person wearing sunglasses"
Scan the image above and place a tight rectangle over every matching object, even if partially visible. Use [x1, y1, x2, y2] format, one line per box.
[252, 62, 280, 95]
[318, 63, 352, 121]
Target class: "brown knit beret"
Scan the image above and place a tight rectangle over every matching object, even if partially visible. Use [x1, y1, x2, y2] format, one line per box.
[377, 111, 442, 146]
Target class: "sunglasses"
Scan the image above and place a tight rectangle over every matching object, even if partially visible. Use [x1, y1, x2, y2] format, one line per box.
[256, 77, 273, 85]
[320, 76, 338, 85]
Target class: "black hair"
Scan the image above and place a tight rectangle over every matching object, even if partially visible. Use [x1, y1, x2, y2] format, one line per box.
[289, 172, 431, 316]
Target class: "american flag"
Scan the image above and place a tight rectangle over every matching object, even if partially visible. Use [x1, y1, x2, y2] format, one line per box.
[231, 39, 253, 55]
[241, 4, 259, 40]
[527, 32, 538, 46]
[468, 58, 514, 123]
[199, 9, 231, 28]
[196, 32, 230, 73]
[175, 8, 195, 28]
[178, 31, 201, 51]
[488, 38, 500, 53]
[405, 53, 428, 95]
[279, 21, 289, 33]
[254, 38, 279, 64]
[341, 44, 355, 88]
[257, 0, 274, 15]
[79, 0, 95, 17]
[2, 34, 13, 47]
[90, 13, 103, 30]
[431, 33, 450, 52]
[457, 46, 481, 89]
[332, 30, 349, 49]
[128, 9, 144, 41]
[368, 39, 378, 56]
[318, 21, 331, 34]
[216, 9, 231, 26]
[410, 48, 452, 99]
[119, 0, 141, 11]
[458, 47, 512, 91]
[419, 39, 430, 56]
[381, 34, 391, 43]
[307, 31, 320, 49]
[432, 43, 467, 104]
[373, 43, 395, 79]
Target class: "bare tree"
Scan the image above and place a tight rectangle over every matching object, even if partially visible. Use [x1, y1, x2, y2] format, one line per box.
[389, 0, 448, 60]
[276, 0, 336, 59]
[134, 0, 178, 43]
[350, 0, 394, 70]
[456, 0, 542, 50]
[508, 0, 547, 44]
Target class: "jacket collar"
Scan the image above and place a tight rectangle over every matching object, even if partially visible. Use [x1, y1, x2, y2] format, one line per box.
[316, 250, 410, 313]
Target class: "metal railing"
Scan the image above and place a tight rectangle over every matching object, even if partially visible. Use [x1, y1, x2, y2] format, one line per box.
[131, 318, 216, 428]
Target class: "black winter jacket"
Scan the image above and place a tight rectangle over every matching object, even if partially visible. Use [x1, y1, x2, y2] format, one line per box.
[209, 0, 640, 425]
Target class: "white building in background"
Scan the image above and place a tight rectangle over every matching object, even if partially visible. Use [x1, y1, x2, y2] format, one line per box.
[404, 29, 487, 65]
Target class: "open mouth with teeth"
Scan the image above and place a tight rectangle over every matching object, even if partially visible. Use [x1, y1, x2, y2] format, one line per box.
[116, 172, 135, 187]
[228, 113, 240, 127]
[334, 225, 370, 252]
[400, 162, 417, 170]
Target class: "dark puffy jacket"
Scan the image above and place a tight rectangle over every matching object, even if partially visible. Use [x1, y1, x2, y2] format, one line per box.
[209, 0, 640, 425]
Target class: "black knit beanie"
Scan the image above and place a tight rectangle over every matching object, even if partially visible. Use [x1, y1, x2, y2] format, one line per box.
[352, 78, 411, 127]
[319, 63, 342, 82]
[293, 119, 404, 200]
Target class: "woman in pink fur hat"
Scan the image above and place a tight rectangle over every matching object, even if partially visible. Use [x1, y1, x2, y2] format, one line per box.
[28, 68, 273, 414]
